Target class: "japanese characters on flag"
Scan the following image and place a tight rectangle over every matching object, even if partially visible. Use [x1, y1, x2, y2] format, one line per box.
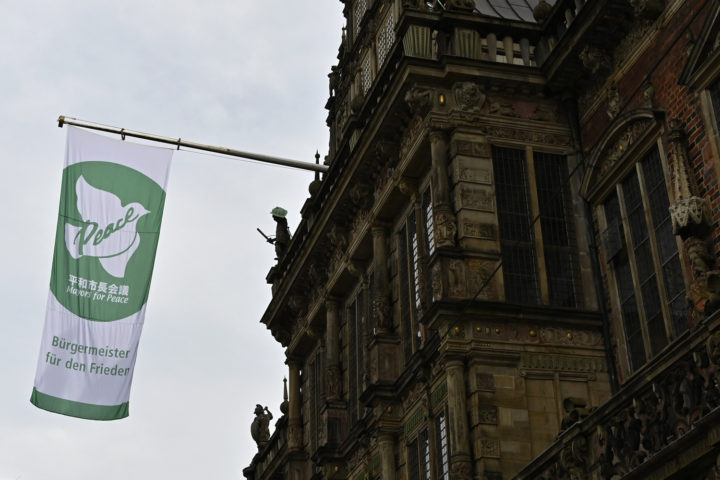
[31, 126, 172, 420]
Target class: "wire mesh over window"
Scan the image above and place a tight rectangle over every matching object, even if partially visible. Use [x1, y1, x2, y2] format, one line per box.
[492, 146, 539, 305]
[354, 0, 368, 37]
[361, 55, 372, 95]
[376, 10, 395, 67]
[535, 151, 576, 307]
[408, 211, 422, 310]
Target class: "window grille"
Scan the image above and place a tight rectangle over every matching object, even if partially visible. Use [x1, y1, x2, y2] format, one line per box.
[354, 0, 368, 36]
[422, 187, 435, 256]
[492, 146, 539, 305]
[435, 412, 449, 480]
[376, 11, 395, 67]
[535, 151, 576, 307]
[408, 211, 422, 310]
[398, 225, 414, 360]
[361, 55, 372, 95]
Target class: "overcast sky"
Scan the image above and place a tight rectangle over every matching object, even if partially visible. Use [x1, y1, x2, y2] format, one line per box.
[0, 1, 344, 478]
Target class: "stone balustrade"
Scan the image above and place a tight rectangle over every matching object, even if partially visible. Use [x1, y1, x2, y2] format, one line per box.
[513, 311, 720, 480]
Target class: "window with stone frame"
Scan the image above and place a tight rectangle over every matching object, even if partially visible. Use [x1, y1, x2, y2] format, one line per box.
[346, 287, 366, 425]
[309, 349, 325, 452]
[397, 187, 433, 361]
[353, 0, 368, 39]
[407, 428, 431, 480]
[435, 410, 450, 480]
[492, 146, 578, 307]
[376, 8, 395, 68]
[600, 145, 686, 372]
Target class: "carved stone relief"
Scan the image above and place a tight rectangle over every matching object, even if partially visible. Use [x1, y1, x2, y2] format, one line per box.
[579, 45, 611, 74]
[453, 81, 486, 112]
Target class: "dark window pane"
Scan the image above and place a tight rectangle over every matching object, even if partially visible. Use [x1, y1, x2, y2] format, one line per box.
[493, 146, 539, 304]
[710, 78, 720, 129]
[535, 151, 576, 307]
[398, 226, 413, 359]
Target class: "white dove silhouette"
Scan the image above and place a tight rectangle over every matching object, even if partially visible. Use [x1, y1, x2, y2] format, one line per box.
[64, 175, 150, 278]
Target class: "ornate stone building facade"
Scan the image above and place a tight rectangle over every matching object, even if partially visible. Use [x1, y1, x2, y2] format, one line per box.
[243, 0, 720, 479]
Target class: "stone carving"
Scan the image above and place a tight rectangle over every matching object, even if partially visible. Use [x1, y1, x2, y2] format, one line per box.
[431, 263, 443, 301]
[531, 105, 559, 122]
[606, 85, 621, 119]
[452, 140, 491, 158]
[434, 210, 457, 247]
[250, 404, 273, 448]
[373, 295, 393, 331]
[468, 259, 499, 300]
[613, 19, 655, 70]
[561, 397, 591, 432]
[533, 0, 553, 22]
[448, 258, 467, 297]
[459, 167, 492, 183]
[460, 186, 494, 211]
[579, 45, 611, 74]
[539, 328, 602, 346]
[484, 125, 571, 146]
[642, 81, 655, 107]
[488, 100, 519, 117]
[597, 353, 720, 479]
[453, 82, 486, 112]
[668, 120, 711, 238]
[450, 460, 474, 480]
[271, 207, 291, 261]
[629, 0, 665, 18]
[559, 436, 589, 480]
[445, 0, 474, 10]
[478, 405, 499, 425]
[404, 85, 434, 116]
[326, 365, 342, 400]
[476, 373, 496, 392]
[521, 353, 607, 373]
[596, 120, 653, 180]
[350, 182, 373, 209]
[687, 270, 720, 327]
[462, 222, 496, 240]
[480, 439, 501, 458]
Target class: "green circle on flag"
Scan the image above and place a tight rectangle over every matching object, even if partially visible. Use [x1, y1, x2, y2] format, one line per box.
[50, 161, 167, 321]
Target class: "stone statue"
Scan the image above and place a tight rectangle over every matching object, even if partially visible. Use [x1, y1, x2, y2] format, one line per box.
[250, 404, 273, 448]
[271, 207, 291, 261]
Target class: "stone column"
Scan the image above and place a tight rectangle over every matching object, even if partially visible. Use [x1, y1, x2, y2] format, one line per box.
[325, 299, 341, 401]
[378, 433, 396, 479]
[429, 130, 457, 248]
[372, 225, 392, 334]
[288, 359, 303, 451]
[446, 358, 472, 478]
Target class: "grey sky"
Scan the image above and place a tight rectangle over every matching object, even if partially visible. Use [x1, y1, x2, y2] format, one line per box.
[0, 1, 343, 478]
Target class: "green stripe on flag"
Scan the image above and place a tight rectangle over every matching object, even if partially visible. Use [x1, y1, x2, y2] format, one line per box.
[30, 388, 129, 420]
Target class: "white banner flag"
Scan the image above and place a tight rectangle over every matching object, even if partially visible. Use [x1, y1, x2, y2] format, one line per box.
[31, 126, 172, 420]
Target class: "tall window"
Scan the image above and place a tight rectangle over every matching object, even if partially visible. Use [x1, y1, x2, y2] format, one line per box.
[492, 146, 577, 306]
[710, 78, 720, 126]
[408, 429, 431, 480]
[435, 412, 449, 480]
[347, 290, 366, 424]
[601, 146, 686, 372]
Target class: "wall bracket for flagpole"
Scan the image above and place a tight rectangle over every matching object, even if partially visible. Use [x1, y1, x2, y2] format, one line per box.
[57, 116, 328, 174]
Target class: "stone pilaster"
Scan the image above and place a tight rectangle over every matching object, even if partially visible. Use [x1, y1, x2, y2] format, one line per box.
[446, 358, 472, 479]
[378, 433, 396, 479]
[430, 130, 457, 248]
[325, 299, 342, 401]
[372, 225, 392, 333]
[288, 359, 303, 451]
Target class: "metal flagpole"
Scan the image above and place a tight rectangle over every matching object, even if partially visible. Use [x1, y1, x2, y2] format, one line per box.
[58, 116, 329, 174]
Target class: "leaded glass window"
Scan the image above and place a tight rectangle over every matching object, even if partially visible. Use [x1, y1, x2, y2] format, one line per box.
[347, 291, 366, 424]
[493, 146, 540, 304]
[601, 146, 686, 372]
[435, 412, 449, 480]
